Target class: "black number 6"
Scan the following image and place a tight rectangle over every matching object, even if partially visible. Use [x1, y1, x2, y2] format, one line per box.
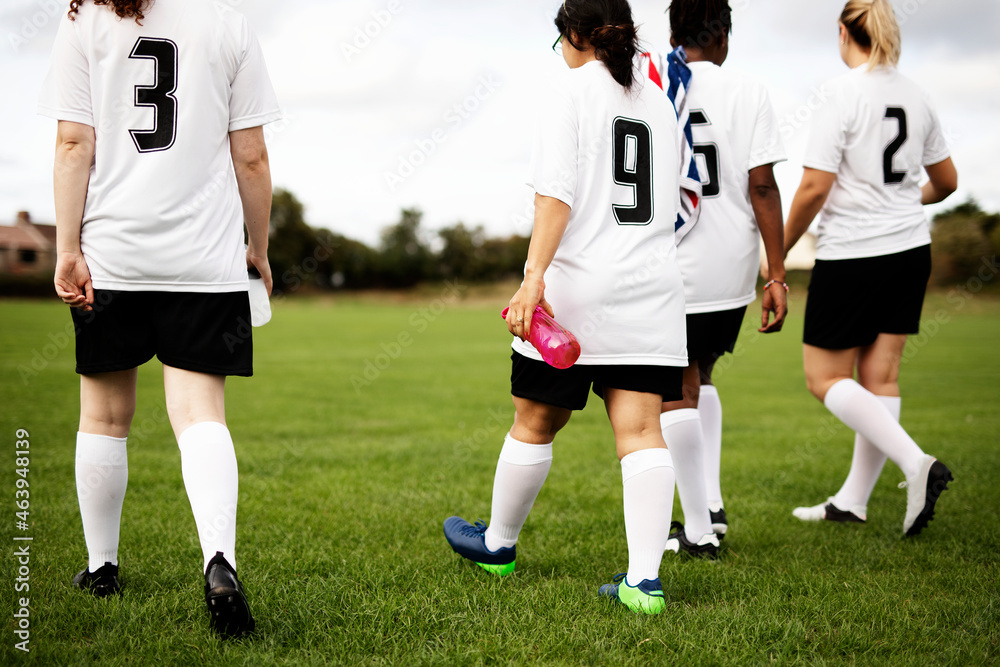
[129, 37, 178, 153]
[612, 117, 654, 226]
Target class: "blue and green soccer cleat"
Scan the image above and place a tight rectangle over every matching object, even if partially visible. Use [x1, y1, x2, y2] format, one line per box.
[443, 516, 516, 577]
[598, 573, 666, 614]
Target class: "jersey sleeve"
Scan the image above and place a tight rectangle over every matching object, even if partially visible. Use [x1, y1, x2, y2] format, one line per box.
[37, 15, 94, 126]
[802, 79, 848, 174]
[921, 103, 951, 166]
[528, 74, 578, 208]
[228, 18, 282, 132]
[747, 86, 787, 171]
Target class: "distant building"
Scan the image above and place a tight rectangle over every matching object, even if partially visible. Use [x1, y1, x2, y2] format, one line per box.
[0, 211, 57, 277]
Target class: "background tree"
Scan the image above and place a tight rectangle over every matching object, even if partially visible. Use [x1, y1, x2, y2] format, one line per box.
[931, 199, 1000, 285]
[377, 208, 433, 288]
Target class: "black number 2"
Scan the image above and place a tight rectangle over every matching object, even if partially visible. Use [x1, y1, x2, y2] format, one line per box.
[690, 110, 720, 198]
[612, 117, 654, 225]
[129, 37, 178, 153]
[883, 107, 908, 185]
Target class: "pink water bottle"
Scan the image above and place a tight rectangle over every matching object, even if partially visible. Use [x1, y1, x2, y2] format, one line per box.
[502, 305, 581, 370]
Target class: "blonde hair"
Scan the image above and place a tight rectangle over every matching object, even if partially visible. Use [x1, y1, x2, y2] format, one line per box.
[840, 0, 901, 70]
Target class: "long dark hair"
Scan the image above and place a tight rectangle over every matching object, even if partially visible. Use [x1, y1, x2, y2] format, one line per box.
[555, 0, 640, 90]
[68, 0, 149, 23]
[668, 0, 732, 49]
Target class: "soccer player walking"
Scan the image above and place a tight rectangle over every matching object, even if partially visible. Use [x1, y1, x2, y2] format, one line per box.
[444, 0, 688, 614]
[647, 0, 788, 557]
[785, 0, 957, 535]
[40, 0, 280, 637]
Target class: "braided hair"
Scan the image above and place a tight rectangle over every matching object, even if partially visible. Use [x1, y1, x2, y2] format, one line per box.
[668, 0, 732, 50]
[555, 0, 640, 90]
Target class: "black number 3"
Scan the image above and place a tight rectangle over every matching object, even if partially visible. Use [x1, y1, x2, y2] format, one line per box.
[612, 117, 654, 225]
[883, 107, 908, 185]
[129, 37, 178, 153]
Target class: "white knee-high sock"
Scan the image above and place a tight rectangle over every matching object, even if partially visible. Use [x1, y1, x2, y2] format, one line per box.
[824, 380, 923, 479]
[660, 409, 713, 541]
[76, 433, 128, 568]
[484, 434, 553, 552]
[622, 448, 674, 586]
[833, 396, 899, 509]
[177, 422, 239, 572]
[699, 385, 724, 509]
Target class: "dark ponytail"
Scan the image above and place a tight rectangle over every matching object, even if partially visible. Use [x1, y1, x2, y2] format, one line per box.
[556, 0, 640, 90]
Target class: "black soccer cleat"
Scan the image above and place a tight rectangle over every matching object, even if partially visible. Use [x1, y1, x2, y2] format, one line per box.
[664, 521, 720, 559]
[72, 561, 121, 597]
[204, 551, 255, 639]
[902, 456, 953, 537]
[709, 507, 728, 540]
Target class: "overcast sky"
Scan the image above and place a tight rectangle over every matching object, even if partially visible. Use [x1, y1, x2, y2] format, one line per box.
[1, 0, 997, 246]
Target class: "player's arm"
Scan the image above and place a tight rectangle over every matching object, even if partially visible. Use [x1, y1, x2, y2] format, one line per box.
[749, 163, 787, 333]
[506, 194, 571, 341]
[784, 168, 836, 256]
[230, 125, 273, 295]
[921, 157, 957, 205]
[53, 120, 96, 310]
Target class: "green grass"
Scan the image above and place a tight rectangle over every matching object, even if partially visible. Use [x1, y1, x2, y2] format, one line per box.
[1, 288, 998, 665]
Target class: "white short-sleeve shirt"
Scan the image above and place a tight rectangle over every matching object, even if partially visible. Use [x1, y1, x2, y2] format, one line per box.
[804, 66, 950, 261]
[38, 0, 282, 292]
[512, 61, 688, 367]
[667, 60, 787, 313]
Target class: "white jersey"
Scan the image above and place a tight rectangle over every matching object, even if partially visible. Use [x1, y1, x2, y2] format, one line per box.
[804, 66, 950, 261]
[672, 60, 786, 313]
[38, 0, 281, 292]
[512, 60, 688, 367]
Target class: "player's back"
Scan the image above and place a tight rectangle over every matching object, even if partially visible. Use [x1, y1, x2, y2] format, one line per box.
[39, 0, 280, 290]
[524, 60, 687, 365]
[674, 61, 785, 312]
[807, 67, 949, 259]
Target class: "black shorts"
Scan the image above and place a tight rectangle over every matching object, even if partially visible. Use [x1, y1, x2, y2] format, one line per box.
[685, 306, 748, 361]
[71, 290, 253, 376]
[804, 245, 931, 350]
[510, 351, 683, 411]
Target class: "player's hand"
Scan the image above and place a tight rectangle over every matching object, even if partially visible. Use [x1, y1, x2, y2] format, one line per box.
[246, 248, 273, 296]
[54, 251, 94, 311]
[759, 283, 788, 333]
[506, 277, 551, 342]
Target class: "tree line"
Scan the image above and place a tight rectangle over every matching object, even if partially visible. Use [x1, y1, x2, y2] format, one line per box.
[267, 189, 529, 294]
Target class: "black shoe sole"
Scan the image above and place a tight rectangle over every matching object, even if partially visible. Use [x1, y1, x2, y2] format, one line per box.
[206, 587, 255, 639]
[905, 461, 953, 537]
[823, 503, 866, 523]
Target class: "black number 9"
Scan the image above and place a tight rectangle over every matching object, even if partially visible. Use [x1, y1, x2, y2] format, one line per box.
[612, 117, 654, 226]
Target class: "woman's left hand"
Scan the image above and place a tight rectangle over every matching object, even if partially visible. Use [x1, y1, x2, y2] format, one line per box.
[506, 276, 552, 342]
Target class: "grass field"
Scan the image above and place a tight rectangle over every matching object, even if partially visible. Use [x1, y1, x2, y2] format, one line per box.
[1, 287, 998, 665]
